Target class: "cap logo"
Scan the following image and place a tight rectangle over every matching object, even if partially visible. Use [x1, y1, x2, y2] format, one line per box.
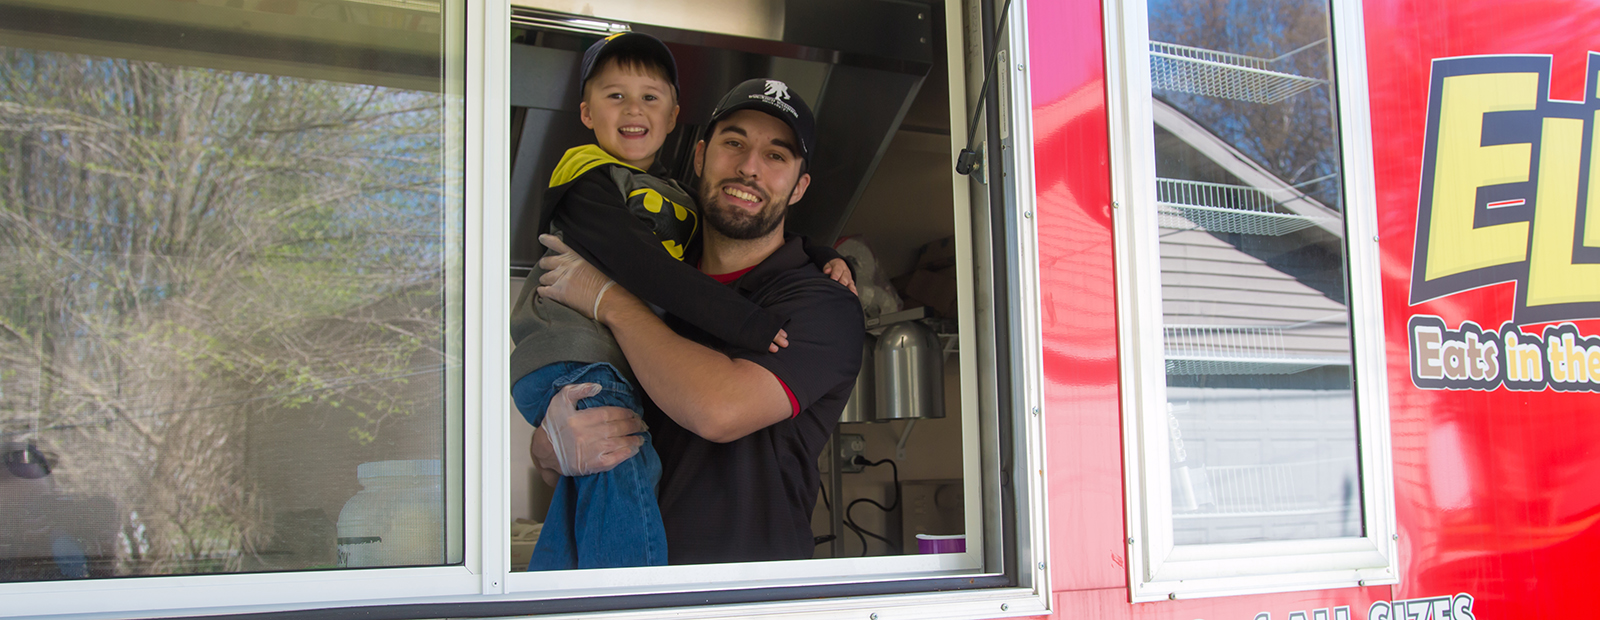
[763, 79, 791, 100]
[602, 32, 625, 42]
[746, 79, 799, 119]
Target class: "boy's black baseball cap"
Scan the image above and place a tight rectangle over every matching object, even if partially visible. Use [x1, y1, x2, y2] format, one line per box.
[579, 32, 678, 91]
[703, 78, 816, 162]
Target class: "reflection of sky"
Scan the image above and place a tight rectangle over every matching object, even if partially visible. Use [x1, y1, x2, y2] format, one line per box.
[1147, 0, 1344, 209]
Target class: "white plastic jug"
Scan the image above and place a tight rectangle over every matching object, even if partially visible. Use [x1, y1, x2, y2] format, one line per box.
[336, 459, 443, 567]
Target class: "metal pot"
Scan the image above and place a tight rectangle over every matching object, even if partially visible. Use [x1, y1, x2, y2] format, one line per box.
[839, 334, 877, 424]
[873, 321, 944, 420]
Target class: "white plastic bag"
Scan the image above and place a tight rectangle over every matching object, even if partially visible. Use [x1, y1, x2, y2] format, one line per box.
[834, 235, 903, 318]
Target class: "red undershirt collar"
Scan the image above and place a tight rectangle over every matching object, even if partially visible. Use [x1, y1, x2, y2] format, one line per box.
[705, 264, 756, 284]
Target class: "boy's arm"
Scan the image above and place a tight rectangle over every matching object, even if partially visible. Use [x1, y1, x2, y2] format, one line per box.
[800, 237, 857, 294]
[800, 238, 847, 271]
[550, 171, 787, 353]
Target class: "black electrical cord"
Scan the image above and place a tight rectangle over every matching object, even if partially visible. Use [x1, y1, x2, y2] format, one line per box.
[842, 456, 901, 556]
[955, 0, 1016, 176]
[814, 482, 838, 547]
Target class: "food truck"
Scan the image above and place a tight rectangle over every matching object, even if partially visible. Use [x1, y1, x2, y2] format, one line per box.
[0, 0, 1595, 618]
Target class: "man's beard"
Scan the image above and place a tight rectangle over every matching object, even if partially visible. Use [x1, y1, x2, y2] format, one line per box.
[699, 177, 792, 240]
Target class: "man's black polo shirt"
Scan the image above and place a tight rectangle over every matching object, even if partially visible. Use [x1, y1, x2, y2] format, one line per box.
[644, 234, 865, 565]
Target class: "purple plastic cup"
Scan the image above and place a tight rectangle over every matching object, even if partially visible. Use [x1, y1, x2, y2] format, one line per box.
[915, 534, 966, 554]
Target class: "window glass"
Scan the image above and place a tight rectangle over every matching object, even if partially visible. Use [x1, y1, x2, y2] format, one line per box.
[1145, 0, 1360, 545]
[0, 0, 463, 580]
[504, 2, 977, 577]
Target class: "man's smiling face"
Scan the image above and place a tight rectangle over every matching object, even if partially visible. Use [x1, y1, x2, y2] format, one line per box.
[694, 109, 811, 240]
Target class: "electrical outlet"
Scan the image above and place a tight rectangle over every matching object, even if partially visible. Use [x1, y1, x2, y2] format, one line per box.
[838, 433, 866, 473]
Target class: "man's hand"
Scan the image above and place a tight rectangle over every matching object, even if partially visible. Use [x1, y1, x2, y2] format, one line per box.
[530, 428, 562, 488]
[537, 234, 614, 320]
[529, 383, 647, 479]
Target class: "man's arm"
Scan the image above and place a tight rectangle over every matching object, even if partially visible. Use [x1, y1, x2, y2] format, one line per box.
[601, 287, 792, 443]
[536, 235, 791, 443]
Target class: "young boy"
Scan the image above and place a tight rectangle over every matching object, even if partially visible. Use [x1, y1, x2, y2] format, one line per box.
[509, 32, 852, 570]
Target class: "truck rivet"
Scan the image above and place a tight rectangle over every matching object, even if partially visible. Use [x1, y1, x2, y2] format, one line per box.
[1168, 593, 1179, 600]
[1001, 603, 1010, 611]
[1038, 561, 1047, 570]
[1031, 406, 1040, 416]
[1392, 534, 1399, 540]
[1017, 63, 1026, 71]
[871, 614, 879, 620]
[1127, 537, 1135, 545]
[1112, 201, 1121, 209]
[1372, 235, 1380, 242]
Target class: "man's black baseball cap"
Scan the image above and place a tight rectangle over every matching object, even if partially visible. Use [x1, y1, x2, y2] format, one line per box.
[579, 32, 678, 92]
[703, 78, 816, 162]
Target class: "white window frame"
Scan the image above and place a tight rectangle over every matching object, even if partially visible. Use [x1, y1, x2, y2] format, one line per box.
[0, 0, 1056, 618]
[1104, 0, 1399, 602]
[490, 0, 1050, 612]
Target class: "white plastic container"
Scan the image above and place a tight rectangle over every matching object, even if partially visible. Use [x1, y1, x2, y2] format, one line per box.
[336, 459, 443, 567]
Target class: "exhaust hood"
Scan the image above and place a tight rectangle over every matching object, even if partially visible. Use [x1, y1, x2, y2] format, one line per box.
[508, 0, 935, 271]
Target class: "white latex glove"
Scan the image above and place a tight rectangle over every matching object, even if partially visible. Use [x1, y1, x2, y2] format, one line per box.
[540, 383, 646, 476]
[537, 234, 615, 321]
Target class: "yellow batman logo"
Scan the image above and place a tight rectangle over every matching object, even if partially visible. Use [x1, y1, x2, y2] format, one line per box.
[628, 188, 697, 261]
[630, 188, 691, 222]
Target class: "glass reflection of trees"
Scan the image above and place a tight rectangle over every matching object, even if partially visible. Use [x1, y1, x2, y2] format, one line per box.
[1149, 0, 1341, 209]
[0, 49, 456, 578]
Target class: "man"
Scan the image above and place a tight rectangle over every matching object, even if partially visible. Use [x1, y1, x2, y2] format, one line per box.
[532, 78, 865, 564]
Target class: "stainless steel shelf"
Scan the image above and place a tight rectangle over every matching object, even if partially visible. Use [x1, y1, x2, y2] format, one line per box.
[1150, 40, 1326, 104]
[1163, 324, 1347, 375]
[1172, 458, 1358, 517]
[1156, 178, 1336, 237]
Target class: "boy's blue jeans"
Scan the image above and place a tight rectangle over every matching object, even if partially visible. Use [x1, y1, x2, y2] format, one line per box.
[512, 362, 667, 570]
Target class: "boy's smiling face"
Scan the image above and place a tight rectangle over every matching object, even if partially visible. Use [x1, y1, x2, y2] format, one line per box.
[580, 59, 679, 170]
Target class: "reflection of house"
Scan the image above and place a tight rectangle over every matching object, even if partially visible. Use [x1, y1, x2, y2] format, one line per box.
[1150, 89, 1359, 543]
[1154, 99, 1351, 383]
[1167, 389, 1360, 544]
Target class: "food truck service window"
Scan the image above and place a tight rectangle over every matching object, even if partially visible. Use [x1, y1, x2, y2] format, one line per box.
[1105, 0, 1398, 601]
[0, 1, 1050, 618]
[493, 0, 1046, 614]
